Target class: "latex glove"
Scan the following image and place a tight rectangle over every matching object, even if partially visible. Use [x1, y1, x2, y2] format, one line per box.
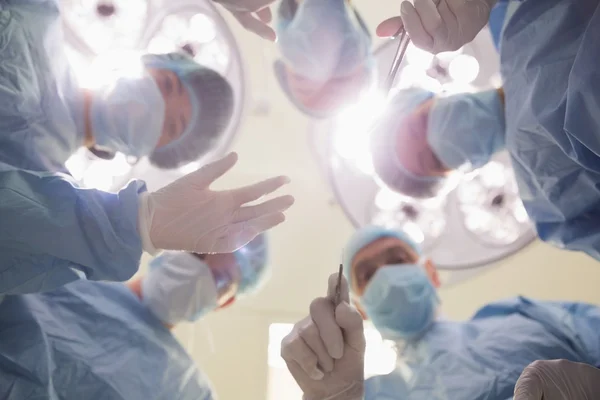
[514, 359, 600, 400]
[376, 0, 497, 53]
[138, 152, 294, 255]
[213, 0, 277, 41]
[281, 273, 365, 400]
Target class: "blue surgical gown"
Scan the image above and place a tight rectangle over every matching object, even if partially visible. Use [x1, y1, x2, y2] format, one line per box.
[0, 280, 214, 399]
[364, 297, 600, 399]
[0, 1, 144, 294]
[501, 0, 600, 260]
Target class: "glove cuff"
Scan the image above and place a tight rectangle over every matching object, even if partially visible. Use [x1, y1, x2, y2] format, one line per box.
[303, 381, 365, 400]
[137, 192, 160, 256]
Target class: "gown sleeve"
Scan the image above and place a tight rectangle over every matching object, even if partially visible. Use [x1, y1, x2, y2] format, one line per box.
[0, 164, 145, 295]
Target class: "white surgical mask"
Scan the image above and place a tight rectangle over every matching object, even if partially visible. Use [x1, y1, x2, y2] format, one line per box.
[90, 72, 165, 157]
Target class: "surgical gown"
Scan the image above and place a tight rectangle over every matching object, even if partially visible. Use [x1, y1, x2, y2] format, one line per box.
[0, 280, 215, 400]
[0, 0, 144, 294]
[364, 297, 600, 400]
[501, 0, 600, 260]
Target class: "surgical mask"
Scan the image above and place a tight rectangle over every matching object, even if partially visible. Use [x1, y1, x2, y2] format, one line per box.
[90, 72, 165, 158]
[427, 90, 506, 171]
[143, 253, 218, 325]
[277, 0, 371, 82]
[361, 264, 439, 341]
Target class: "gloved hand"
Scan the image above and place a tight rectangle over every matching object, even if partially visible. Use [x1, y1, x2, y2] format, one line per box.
[281, 273, 365, 400]
[376, 0, 497, 54]
[213, 0, 277, 41]
[514, 359, 600, 400]
[138, 152, 294, 255]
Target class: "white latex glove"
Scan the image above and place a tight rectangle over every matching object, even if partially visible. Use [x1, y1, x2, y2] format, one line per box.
[514, 359, 600, 400]
[213, 0, 277, 41]
[376, 0, 497, 53]
[281, 273, 365, 400]
[138, 152, 294, 255]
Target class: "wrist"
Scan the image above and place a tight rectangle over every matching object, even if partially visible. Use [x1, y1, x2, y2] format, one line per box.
[137, 192, 160, 256]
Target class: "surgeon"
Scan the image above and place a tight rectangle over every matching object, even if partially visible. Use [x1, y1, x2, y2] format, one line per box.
[0, 1, 294, 294]
[281, 226, 600, 399]
[274, 0, 375, 118]
[0, 234, 269, 399]
[369, 86, 505, 198]
[371, 0, 600, 262]
[130, 233, 270, 327]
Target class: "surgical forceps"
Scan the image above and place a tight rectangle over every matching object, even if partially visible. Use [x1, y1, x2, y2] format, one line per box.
[383, 28, 411, 94]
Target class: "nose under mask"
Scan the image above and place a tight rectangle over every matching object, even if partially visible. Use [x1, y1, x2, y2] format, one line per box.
[90, 72, 166, 158]
[361, 264, 439, 341]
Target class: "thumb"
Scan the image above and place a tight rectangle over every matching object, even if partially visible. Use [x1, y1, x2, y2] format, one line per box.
[335, 302, 365, 352]
[184, 152, 238, 188]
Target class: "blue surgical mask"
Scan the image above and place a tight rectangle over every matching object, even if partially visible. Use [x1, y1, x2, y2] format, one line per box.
[90, 72, 165, 157]
[427, 90, 506, 171]
[361, 264, 439, 341]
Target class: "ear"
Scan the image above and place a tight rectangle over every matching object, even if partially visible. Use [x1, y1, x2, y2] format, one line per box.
[217, 296, 236, 311]
[424, 258, 441, 288]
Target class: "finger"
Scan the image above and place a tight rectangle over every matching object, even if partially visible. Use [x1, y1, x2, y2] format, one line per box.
[285, 358, 324, 382]
[299, 321, 335, 373]
[326, 272, 349, 303]
[230, 175, 291, 205]
[335, 302, 366, 352]
[233, 12, 277, 41]
[413, 0, 442, 39]
[232, 195, 295, 223]
[514, 362, 545, 400]
[281, 324, 324, 380]
[255, 7, 272, 23]
[376, 16, 403, 37]
[310, 297, 344, 359]
[191, 152, 238, 187]
[209, 213, 286, 253]
[401, 1, 434, 51]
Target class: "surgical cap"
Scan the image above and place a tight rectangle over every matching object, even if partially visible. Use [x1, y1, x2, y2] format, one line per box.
[370, 88, 450, 199]
[141, 53, 234, 169]
[233, 233, 269, 296]
[342, 226, 420, 290]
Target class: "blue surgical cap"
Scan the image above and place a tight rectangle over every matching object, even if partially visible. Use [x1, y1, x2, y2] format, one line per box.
[141, 52, 233, 169]
[342, 226, 421, 289]
[370, 88, 449, 199]
[234, 233, 269, 296]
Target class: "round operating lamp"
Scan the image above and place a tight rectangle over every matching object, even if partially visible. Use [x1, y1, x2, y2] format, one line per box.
[309, 28, 535, 286]
[61, 0, 245, 192]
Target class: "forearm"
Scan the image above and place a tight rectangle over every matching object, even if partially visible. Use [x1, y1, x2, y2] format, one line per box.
[0, 166, 144, 293]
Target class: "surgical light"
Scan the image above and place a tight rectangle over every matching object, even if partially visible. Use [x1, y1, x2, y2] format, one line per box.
[448, 54, 480, 84]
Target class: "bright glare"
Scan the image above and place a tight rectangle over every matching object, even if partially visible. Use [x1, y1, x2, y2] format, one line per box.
[375, 188, 404, 210]
[403, 221, 426, 244]
[406, 43, 434, 69]
[162, 14, 188, 41]
[82, 163, 114, 191]
[190, 14, 217, 43]
[147, 35, 177, 54]
[448, 54, 480, 84]
[333, 91, 388, 174]
[435, 48, 464, 62]
[480, 162, 507, 188]
[77, 51, 145, 89]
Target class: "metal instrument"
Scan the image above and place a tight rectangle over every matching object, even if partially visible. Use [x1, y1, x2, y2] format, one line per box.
[334, 263, 343, 306]
[382, 28, 411, 94]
